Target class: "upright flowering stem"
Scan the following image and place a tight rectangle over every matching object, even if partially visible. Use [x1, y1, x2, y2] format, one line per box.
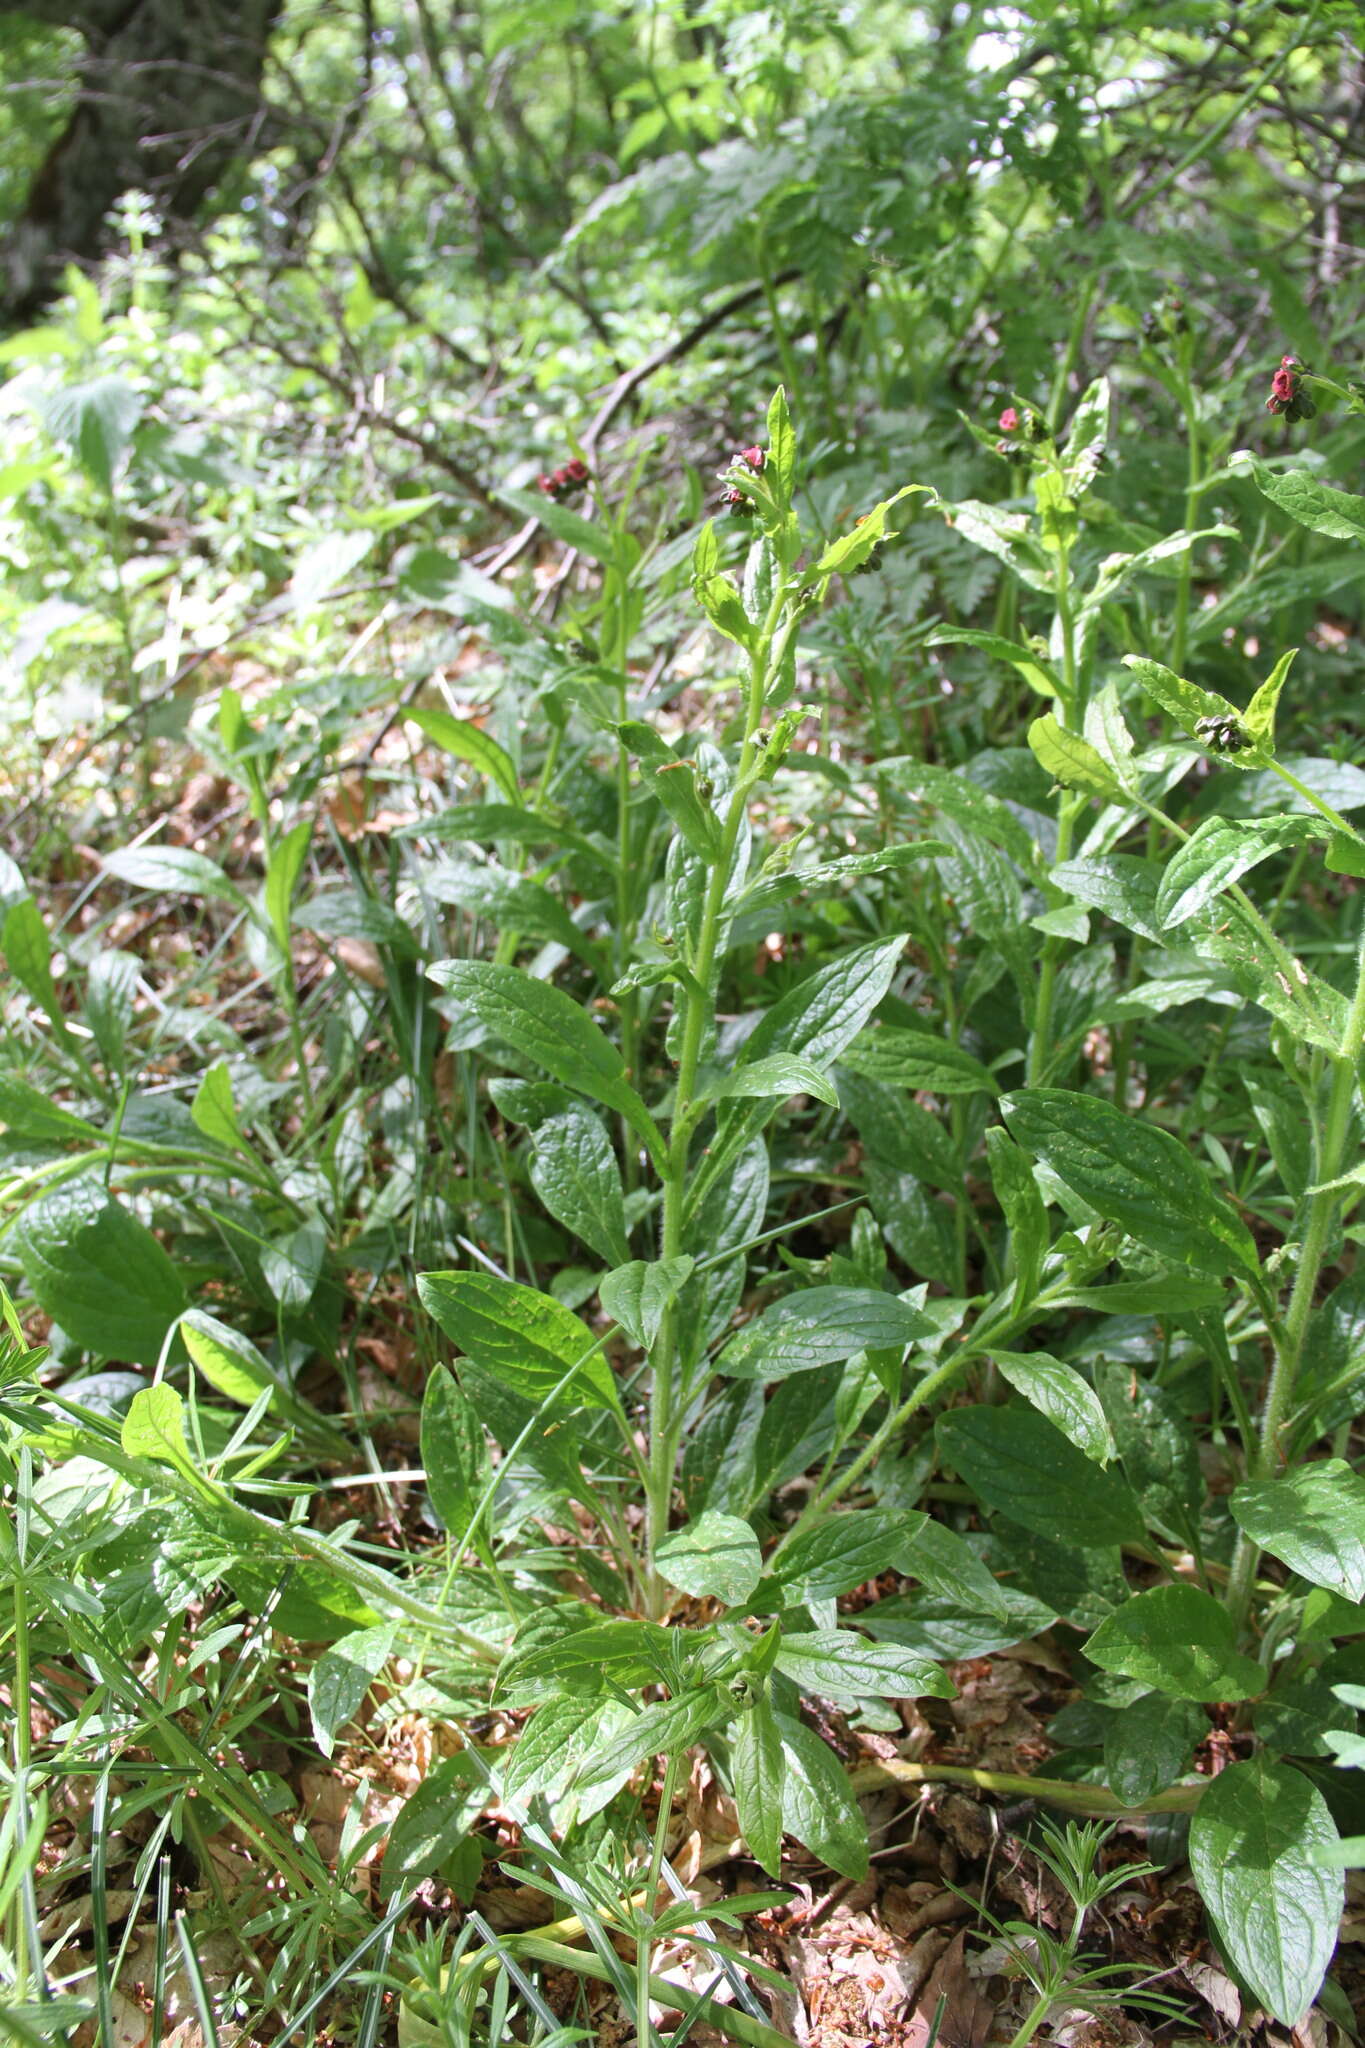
[1225, 905, 1365, 1630]
[645, 547, 796, 1609]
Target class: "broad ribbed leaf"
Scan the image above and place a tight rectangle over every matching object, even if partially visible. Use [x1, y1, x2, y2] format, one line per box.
[15, 1178, 186, 1362]
[1190, 1757, 1343, 2025]
[529, 1108, 631, 1266]
[1232, 1461, 1365, 1603]
[1003, 1088, 1259, 1278]
[1084, 1584, 1264, 1701]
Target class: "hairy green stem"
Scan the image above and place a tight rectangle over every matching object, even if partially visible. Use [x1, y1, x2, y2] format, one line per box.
[1225, 912, 1365, 1627]
[645, 581, 789, 1606]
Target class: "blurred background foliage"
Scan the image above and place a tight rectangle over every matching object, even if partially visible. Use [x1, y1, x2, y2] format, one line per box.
[0, 0, 1359, 799]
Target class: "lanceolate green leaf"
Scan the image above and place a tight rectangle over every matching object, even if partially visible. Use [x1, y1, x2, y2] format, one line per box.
[428, 960, 664, 1165]
[840, 1028, 997, 1096]
[1235, 457, 1365, 542]
[732, 1698, 785, 1877]
[1002, 1088, 1259, 1278]
[421, 1365, 492, 1539]
[717, 1287, 933, 1380]
[103, 844, 243, 905]
[1189, 1757, 1343, 2025]
[773, 1630, 952, 1702]
[988, 1351, 1115, 1464]
[308, 1624, 396, 1758]
[572, 1687, 731, 1799]
[529, 1107, 631, 1266]
[424, 855, 592, 959]
[1155, 814, 1324, 930]
[405, 706, 519, 801]
[417, 1270, 619, 1410]
[774, 1712, 868, 1879]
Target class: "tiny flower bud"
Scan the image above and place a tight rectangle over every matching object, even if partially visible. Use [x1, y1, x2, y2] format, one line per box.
[998, 407, 1020, 432]
[740, 445, 765, 470]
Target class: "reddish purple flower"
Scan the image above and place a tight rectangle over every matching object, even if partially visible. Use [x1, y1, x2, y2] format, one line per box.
[998, 407, 1020, 432]
[739, 445, 765, 470]
[1265, 354, 1315, 421]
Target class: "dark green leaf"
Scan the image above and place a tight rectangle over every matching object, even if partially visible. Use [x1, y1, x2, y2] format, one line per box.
[717, 1287, 934, 1380]
[427, 961, 663, 1165]
[774, 1712, 868, 1878]
[529, 1108, 631, 1266]
[417, 1270, 618, 1409]
[15, 1178, 186, 1362]
[774, 1629, 952, 1702]
[1002, 1088, 1259, 1278]
[732, 1697, 785, 1877]
[936, 1405, 1145, 1547]
[1084, 1584, 1264, 1702]
[421, 1366, 492, 1539]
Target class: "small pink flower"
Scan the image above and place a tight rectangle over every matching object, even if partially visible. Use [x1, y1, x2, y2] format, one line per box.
[998, 407, 1020, 433]
[739, 445, 765, 470]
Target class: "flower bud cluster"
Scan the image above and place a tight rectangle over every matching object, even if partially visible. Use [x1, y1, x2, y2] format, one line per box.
[719, 443, 765, 514]
[537, 457, 591, 500]
[995, 404, 1042, 462]
[1265, 354, 1315, 422]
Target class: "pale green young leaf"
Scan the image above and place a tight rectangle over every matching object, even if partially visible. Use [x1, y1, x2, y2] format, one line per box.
[265, 817, 313, 954]
[405, 707, 519, 801]
[191, 1061, 247, 1152]
[181, 1310, 274, 1406]
[1243, 648, 1297, 750]
[766, 385, 795, 496]
[1155, 814, 1324, 930]
[656, 1510, 763, 1605]
[1028, 714, 1126, 802]
[989, 1350, 1115, 1464]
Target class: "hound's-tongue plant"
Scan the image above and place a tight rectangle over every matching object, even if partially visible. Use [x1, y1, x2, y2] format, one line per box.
[409, 387, 1362, 2031]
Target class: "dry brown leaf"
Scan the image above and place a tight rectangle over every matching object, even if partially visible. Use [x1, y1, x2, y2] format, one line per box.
[907, 1928, 993, 2048]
